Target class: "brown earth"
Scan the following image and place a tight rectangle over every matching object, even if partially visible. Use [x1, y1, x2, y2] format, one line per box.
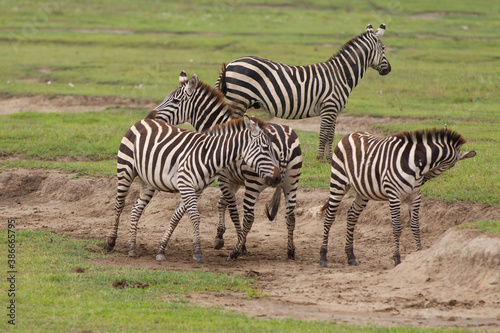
[1, 95, 499, 330]
[1, 169, 499, 331]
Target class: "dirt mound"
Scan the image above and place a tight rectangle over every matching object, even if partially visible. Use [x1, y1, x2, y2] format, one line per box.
[1, 168, 500, 330]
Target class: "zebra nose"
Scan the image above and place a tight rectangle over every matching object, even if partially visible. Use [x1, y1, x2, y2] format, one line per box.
[379, 63, 391, 75]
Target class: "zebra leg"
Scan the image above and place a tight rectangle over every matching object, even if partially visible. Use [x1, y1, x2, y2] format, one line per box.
[107, 171, 136, 252]
[320, 181, 349, 267]
[317, 111, 337, 161]
[156, 200, 186, 261]
[228, 186, 262, 260]
[409, 191, 423, 252]
[389, 196, 403, 266]
[344, 194, 369, 266]
[181, 189, 204, 263]
[284, 186, 297, 260]
[128, 180, 155, 256]
[215, 178, 240, 250]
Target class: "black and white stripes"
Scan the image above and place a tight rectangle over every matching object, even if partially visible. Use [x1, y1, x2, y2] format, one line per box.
[319, 128, 476, 267]
[216, 24, 391, 161]
[106, 115, 281, 263]
[150, 72, 303, 260]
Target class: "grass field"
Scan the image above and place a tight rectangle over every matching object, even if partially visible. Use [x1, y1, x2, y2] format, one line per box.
[0, 0, 499, 331]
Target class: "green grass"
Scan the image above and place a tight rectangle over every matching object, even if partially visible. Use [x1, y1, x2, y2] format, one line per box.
[3, 229, 477, 332]
[459, 220, 500, 235]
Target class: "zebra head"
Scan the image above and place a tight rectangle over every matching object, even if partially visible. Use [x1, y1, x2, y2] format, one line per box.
[147, 71, 198, 122]
[366, 24, 391, 76]
[243, 116, 281, 187]
[423, 129, 476, 182]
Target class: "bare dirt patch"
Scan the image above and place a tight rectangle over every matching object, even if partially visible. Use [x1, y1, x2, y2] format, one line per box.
[0, 95, 156, 114]
[2, 168, 499, 330]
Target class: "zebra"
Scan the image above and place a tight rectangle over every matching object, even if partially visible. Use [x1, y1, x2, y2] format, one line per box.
[148, 71, 303, 261]
[216, 23, 391, 161]
[106, 115, 281, 263]
[319, 127, 476, 267]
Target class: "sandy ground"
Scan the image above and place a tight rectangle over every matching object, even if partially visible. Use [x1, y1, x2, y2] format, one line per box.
[1, 169, 499, 331]
[1, 95, 499, 330]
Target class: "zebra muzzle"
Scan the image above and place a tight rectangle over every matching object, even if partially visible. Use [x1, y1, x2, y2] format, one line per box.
[264, 166, 281, 187]
[379, 63, 391, 75]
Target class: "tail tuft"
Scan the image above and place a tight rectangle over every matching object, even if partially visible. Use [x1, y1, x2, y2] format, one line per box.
[215, 63, 227, 95]
[265, 183, 282, 221]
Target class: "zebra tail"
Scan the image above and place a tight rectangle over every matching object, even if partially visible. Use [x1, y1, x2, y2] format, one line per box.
[265, 183, 282, 221]
[215, 63, 227, 94]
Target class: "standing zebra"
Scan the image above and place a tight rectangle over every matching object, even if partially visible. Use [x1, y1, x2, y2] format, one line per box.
[148, 71, 303, 261]
[106, 115, 281, 263]
[319, 127, 476, 267]
[216, 24, 391, 161]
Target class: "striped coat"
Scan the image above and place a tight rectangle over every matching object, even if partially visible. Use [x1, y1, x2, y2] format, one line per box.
[319, 128, 476, 267]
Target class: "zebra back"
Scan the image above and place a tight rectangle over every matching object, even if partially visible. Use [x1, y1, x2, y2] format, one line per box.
[332, 128, 476, 200]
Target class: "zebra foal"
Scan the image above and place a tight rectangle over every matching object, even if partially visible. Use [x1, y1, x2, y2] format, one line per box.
[216, 24, 391, 161]
[319, 127, 476, 267]
[106, 114, 281, 263]
[149, 72, 302, 261]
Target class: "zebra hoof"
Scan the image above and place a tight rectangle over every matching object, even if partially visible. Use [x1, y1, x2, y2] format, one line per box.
[287, 249, 295, 260]
[319, 260, 328, 268]
[214, 238, 224, 250]
[227, 252, 238, 261]
[106, 238, 116, 252]
[348, 259, 359, 266]
[156, 254, 166, 262]
[128, 249, 138, 257]
[193, 254, 203, 263]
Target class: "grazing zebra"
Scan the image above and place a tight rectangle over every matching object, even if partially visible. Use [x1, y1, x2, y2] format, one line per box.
[106, 115, 281, 263]
[319, 127, 476, 267]
[216, 24, 391, 161]
[148, 71, 303, 261]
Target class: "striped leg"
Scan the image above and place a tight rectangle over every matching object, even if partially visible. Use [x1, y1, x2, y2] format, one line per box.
[409, 191, 423, 252]
[388, 196, 403, 266]
[344, 194, 369, 266]
[284, 186, 297, 260]
[228, 186, 263, 260]
[128, 180, 155, 256]
[320, 177, 349, 267]
[107, 170, 136, 251]
[156, 200, 186, 261]
[215, 178, 241, 250]
[181, 189, 204, 263]
[317, 110, 338, 161]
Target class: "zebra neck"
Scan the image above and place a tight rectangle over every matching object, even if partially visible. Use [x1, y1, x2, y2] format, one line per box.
[200, 130, 249, 172]
[328, 44, 371, 90]
[192, 105, 233, 131]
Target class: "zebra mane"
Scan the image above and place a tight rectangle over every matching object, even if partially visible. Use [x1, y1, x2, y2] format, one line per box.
[202, 116, 269, 136]
[394, 128, 467, 147]
[329, 31, 371, 61]
[194, 79, 234, 117]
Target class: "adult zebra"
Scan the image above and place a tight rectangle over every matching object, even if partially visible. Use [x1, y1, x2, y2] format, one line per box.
[106, 115, 281, 263]
[319, 127, 476, 267]
[216, 24, 391, 161]
[148, 71, 302, 261]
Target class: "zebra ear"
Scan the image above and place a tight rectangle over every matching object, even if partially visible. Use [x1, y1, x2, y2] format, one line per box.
[185, 74, 198, 96]
[244, 115, 260, 135]
[366, 24, 373, 33]
[179, 71, 187, 86]
[459, 150, 476, 160]
[375, 24, 386, 37]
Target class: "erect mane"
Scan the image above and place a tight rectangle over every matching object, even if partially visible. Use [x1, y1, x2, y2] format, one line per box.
[202, 116, 269, 136]
[329, 31, 371, 61]
[393, 128, 467, 147]
[194, 79, 234, 117]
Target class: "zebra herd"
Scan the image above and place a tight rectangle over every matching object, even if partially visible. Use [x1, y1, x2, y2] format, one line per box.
[106, 24, 476, 267]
